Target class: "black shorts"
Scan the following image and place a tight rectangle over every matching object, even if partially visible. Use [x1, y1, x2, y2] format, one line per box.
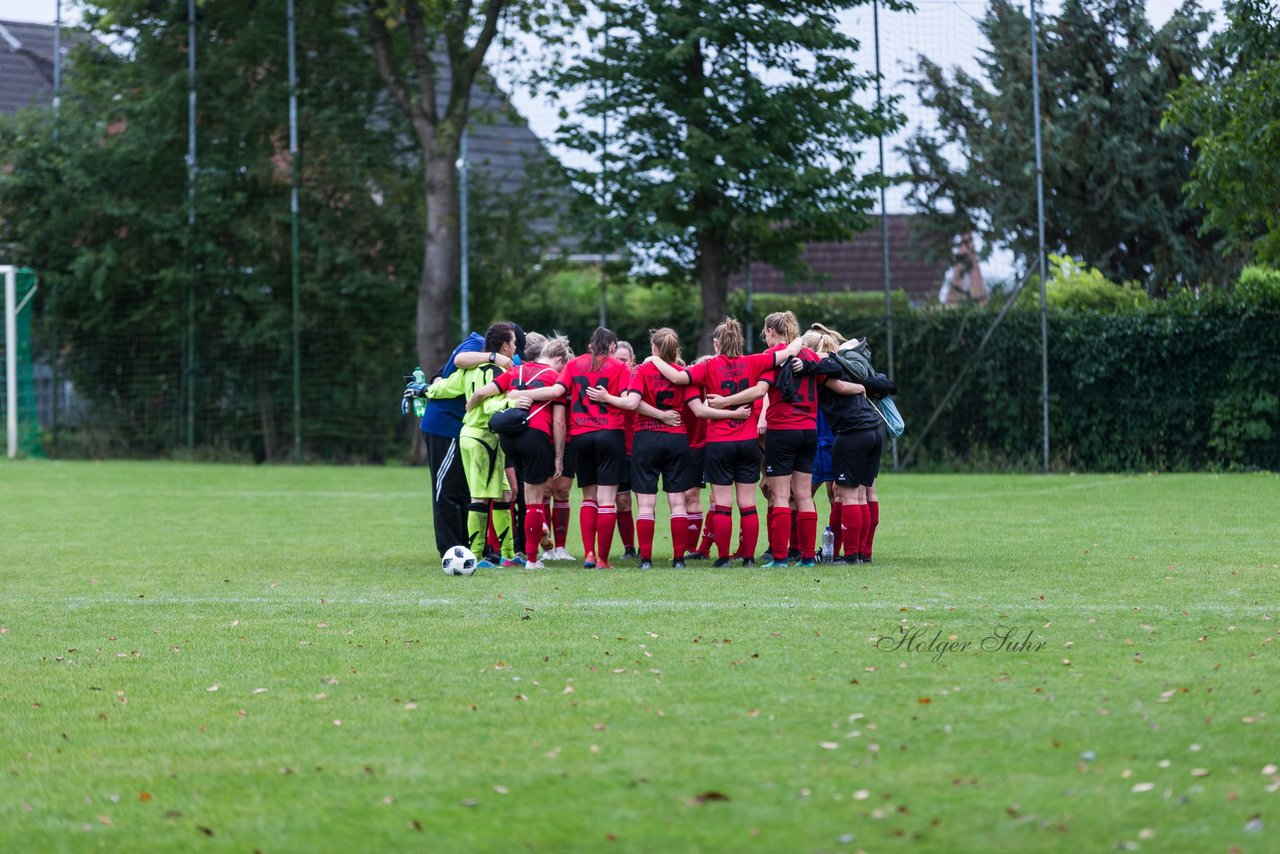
[686, 446, 706, 491]
[833, 428, 883, 488]
[558, 438, 575, 481]
[501, 427, 555, 486]
[572, 429, 627, 488]
[705, 439, 761, 486]
[763, 429, 817, 478]
[630, 431, 690, 494]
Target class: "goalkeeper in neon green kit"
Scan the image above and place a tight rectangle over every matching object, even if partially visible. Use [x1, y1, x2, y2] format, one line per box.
[424, 322, 522, 567]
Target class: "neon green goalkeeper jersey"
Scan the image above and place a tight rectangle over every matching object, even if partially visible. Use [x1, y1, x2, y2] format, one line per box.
[424, 363, 506, 439]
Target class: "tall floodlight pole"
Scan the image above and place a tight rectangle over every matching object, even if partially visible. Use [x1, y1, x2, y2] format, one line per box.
[186, 0, 197, 453]
[874, 0, 898, 471]
[598, 21, 609, 328]
[52, 1, 61, 130]
[458, 129, 470, 338]
[51, 1, 62, 447]
[288, 0, 301, 462]
[1030, 0, 1049, 472]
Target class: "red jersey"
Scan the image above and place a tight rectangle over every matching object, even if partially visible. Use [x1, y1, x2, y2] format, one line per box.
[623, 408, 636, 454]
[752, 344, 822, 431]
[493, 362, 559, 436]
[556, 353, 632, 436]
[686, 354, 763, 443]
[626, 362, 697, 434]
[683, 389, 708, 448]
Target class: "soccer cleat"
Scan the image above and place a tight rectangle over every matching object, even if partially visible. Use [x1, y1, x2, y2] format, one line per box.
[621, 547, 639, 560]
[740, 557, 755, 568]
[672, 559, 686, 569]
[476, 559, 499, 569]
[861, 554, 873, 564]
[556, 547, 577, 561]
[711, 557, 732, 569]
[756, 550, 773, 564]
[596, 561, 614, 570]
[639, 560, 653, 570]
[760, 557, 789, 568]
[787, 548, 802, 560]
[501, 557, 526, 568]
[524, 559, 546, 570]
[799, 558, 817, 568]
[583, 552, 596, 569]
[683, 552, 707, 561]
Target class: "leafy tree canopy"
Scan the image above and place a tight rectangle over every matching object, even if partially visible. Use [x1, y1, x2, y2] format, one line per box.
[902, 0, 1236, 294]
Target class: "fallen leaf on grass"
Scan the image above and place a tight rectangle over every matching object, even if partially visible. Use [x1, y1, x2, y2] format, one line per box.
[690, 791, 730, 805]
[1191, 769, 1210, 777]
[820, 742, 839, 750]
[196, 825, 214, 836]
[1131, 782, 1155, 793]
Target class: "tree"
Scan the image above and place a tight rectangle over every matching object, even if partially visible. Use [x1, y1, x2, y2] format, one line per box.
[362, 0, 581, 376]
[901, 0, 1235, 293]
[1166, 0, 1280, 266]
[544, 0, 903, 351]
[0, 0, 420, 459]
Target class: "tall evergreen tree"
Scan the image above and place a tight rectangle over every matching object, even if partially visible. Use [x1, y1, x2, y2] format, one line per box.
[545, 0, 904, 350]
[901, 0, 1234, 292]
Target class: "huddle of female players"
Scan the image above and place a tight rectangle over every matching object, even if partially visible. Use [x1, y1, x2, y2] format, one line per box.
[462, 311, 892, 569]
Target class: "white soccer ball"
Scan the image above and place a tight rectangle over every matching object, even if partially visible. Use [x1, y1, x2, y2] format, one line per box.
[442, 545, 478, 576]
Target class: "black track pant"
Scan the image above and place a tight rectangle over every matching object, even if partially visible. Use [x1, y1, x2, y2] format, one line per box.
[427, 433, 470, 557]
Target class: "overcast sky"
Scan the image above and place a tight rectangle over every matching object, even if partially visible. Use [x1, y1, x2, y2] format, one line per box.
[2, 0, 1226, 242]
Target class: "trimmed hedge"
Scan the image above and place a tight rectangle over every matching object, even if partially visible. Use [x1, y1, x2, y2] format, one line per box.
[830, 302, 1279, 472]
[510, 274, 1278, 472]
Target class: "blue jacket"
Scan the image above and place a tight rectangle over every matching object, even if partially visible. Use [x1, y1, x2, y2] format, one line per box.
[419, 334, 483, 438]
[418, 333, 522, 437]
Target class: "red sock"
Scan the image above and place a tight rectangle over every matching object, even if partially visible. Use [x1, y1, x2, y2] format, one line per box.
[670, 514, 688, 561]
[686, 512, 702, 556]
[789, 509, 799, 554]
[710, 506, 733, 559]
[580, 500, 598, 559]
[486, 504, 499, 553]
[830, 501, 842, 537]
[637, 512, 656, 561]
[698, 511, 716, 555]
[842, 503, 864, 558]
[553, 503, 571, 549]
[617, 507, 635, 550]
[862, 501, 879, 558]
[524, 505, 545, 561]
[797, 510, 818, 560]
[738, 507, 760, 559]
[767, 507, 790, 560]
[596, 504, 617, 564]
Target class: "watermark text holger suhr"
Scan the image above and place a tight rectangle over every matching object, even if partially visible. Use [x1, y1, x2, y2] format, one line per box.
[876, 625, 1047, 662]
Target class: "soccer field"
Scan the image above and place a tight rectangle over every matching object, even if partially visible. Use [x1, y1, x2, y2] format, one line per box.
[1, 461, 1277, 852]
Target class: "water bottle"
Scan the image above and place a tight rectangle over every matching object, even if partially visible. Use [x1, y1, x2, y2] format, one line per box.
[412, 367, 428, 418]
[821, 526, 835, 564]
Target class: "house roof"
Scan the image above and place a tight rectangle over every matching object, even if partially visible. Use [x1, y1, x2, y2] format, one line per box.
[0, 20, 62, 116]
[728, 214, 946, 300]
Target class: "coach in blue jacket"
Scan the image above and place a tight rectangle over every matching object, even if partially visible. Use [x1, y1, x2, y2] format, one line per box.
[419, 325, 525, 557]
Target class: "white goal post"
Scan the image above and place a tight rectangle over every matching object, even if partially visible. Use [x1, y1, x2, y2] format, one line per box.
[3, 265, 37, 459]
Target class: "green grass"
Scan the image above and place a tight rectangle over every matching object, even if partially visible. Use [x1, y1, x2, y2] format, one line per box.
[1, 461, 1277, 852]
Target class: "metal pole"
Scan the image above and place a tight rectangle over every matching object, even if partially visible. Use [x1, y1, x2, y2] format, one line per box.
[598, 20, 609, 329]
[52, 0, 61, 130]
[288, 0, 301, 463]
[186, 0, 197, 453]
[51, 0, 62, 448]
[1030, 0, 1049, 472]
[458, 129, 469, 338]
[874, 0, 898, 471]
[4, 267, 16, 458]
